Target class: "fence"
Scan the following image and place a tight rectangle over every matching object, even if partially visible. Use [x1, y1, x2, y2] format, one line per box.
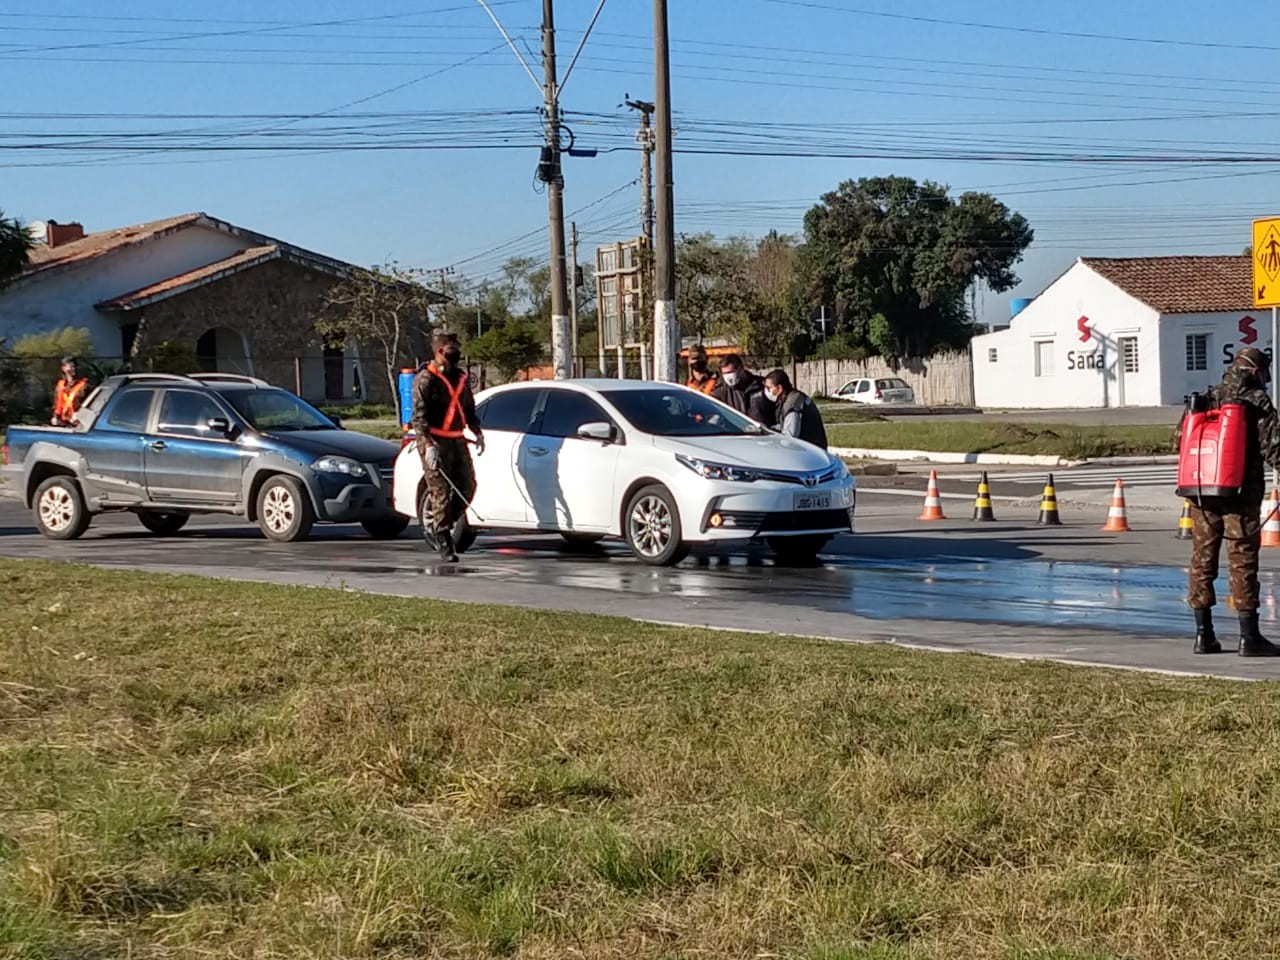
[789, 350, 975, 407]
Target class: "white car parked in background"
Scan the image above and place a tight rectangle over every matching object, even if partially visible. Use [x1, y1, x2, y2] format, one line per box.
[832, 377, 916, 405]
[392, 380, 856, 566]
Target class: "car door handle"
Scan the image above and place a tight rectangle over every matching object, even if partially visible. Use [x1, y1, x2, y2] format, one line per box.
[528, 446, 549, 457]
[148, 441, 167, 452]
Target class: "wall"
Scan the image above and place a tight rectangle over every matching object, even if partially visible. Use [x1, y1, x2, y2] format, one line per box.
[0, 225, 248, 357]
[971, 261, 1162, 409]
[790, 351, 974, 406]
[1158, 311, 1275, 405]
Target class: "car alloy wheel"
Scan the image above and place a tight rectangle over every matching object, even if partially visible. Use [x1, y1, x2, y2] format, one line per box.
[629, 494, 673, 558]
[39, 485, 76, 533]
[262, 484, 296, 535]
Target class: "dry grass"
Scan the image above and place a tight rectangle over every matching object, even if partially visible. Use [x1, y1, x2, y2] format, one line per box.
[4, 558, 1280, 959]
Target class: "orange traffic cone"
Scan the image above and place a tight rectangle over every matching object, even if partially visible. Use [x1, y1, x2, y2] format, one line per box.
[1101, 479, 1131, 532]
[919, 470, 946, 520]
[1175, 500, 1193, 541]
[1262, 490, 1280, 548]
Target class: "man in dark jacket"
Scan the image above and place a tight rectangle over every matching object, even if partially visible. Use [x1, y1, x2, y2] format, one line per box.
[1180, 346, 1280, 656]
[764, 369, 828, 450]
[711, 354, 774, 425]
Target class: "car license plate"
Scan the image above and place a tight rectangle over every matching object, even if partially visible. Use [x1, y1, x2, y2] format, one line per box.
[793, 491, 832, 511]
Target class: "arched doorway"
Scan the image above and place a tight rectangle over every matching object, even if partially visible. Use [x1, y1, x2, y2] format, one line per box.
[195, 327, 254, 376]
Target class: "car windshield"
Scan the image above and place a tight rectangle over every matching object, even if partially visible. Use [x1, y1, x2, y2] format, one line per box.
[600, 388, 763, 437]
[222, 388, 335, 431]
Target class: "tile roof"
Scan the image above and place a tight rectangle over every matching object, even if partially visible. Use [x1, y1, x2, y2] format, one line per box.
[23, 213, 204, 275]
[95, 245, 280, 310]
[1081, 255, 1253, 314]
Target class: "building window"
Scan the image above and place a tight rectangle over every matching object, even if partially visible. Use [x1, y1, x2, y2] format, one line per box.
[1185, 334, 1209, 372]
[1034, 340, 1055, 378]
[1121, 336, 1139, 374]
[988, 348, 998, 363]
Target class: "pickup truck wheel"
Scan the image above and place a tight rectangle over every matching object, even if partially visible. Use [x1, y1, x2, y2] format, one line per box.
[361, 515, 410, 540]
[34, 476, 91, 541]
[137, 511, 189, 536]
[257, 476, 315, 542]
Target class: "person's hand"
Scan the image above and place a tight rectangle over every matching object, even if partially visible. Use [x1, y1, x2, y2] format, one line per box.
[474, 434, 486, 456]
[423, 444, 441, 472]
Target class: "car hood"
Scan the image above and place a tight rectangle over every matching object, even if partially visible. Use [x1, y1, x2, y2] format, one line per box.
[651, 433, 835, 471]
[258, 428, 401, 464]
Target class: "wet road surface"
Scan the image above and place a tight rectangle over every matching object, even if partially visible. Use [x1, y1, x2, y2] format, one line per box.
[5, 495, 1280, 681]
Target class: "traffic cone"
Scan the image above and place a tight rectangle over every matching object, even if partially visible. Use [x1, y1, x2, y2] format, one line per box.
[1262, 489, 1280, 548]
[1037, 474, 1062, 526]
[1175, 500, 1194, 540]
[972, 471, 996, 521]
[1102, 479, 1131, 532]
[919, 470, 946, 520]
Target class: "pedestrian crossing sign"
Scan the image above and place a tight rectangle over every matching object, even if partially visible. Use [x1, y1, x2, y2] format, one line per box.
[1253, 217, 1280, 308]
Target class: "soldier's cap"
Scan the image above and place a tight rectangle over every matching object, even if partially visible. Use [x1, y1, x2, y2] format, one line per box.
[1236, 347, 1272, 371]
[687, 344, 707, 360]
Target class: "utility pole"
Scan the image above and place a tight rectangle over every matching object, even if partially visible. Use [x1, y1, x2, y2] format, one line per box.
[476, 281, 486, 339]
[651, 0, 678, 382]
[542, 0, 571, 380]
[569, 221, 580, 377]
[625, 98, 655, 244]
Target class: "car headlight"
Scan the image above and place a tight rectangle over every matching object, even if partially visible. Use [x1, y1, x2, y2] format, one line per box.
[676, 453, 760, 482]
[831, 457, 851, 479]
[313, 455, 368, 478]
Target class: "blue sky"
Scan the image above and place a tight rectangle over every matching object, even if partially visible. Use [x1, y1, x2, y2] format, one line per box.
[3, 1, 1277, 328]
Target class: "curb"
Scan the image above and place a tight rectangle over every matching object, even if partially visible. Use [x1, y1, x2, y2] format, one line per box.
[831, 447, 1081, 467]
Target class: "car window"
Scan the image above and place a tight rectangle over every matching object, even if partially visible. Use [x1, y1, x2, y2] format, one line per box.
[477, 389, 539, 433]
[889, 378, 909, 389]
[856, 381, 871, 393]
[599, 388, 761, 437]
[221, 388, 331, 431]
[534, 389, 610, 439]
[156, 390, 228, 439]
[102, 389, 155, 433]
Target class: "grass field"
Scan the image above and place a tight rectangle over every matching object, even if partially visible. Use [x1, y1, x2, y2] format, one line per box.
[826, 421, 1175, 459]
[6, 560, 1280, 959]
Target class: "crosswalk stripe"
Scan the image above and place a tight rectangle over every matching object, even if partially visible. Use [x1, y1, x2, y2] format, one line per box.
[952, 466, 1177, 489]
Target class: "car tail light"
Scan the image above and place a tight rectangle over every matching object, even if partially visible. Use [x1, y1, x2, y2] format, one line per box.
[874, 390, 882, 399]
[1, 444, 7, 466]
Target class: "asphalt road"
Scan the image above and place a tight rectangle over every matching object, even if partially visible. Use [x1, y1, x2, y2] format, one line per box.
[5, 484, 1280, 682]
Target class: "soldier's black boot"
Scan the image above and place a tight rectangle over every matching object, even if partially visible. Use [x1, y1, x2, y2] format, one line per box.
[1238, 612, 1280, 657]
[1193, 608, 1221, 655]
[436, 529, 458, 563]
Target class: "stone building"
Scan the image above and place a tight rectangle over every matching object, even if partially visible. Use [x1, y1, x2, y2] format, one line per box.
[1, 213, 443, 404]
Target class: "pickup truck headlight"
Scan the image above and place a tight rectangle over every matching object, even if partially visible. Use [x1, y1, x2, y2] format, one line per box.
[313, 455, 368, 478]
[676, 453, 760, 482]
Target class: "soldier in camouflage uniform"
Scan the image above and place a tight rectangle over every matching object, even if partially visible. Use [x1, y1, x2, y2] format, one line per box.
[412, 332, 484, 562]
[1179, 347, 1280, 656]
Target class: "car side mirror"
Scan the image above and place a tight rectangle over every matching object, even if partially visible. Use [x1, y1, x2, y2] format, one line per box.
[329, 414, 343, 429]
[577, 421, 617, 443]
[206, 417, 231, 435]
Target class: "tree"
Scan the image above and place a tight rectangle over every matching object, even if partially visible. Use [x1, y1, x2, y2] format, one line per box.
[0, 208, 35, 287]
[314, 261, 437, 402]
[797, 176, 1032, 358]
[467, 319, 546, 380]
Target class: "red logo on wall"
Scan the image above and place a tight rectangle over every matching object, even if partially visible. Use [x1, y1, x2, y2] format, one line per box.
[1240, 316, 1258, 345]
[1077, 316, 1092, 343]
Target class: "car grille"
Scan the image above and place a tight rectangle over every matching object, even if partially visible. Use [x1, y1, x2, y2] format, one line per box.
[713, 507, 854, 535]
[377, 466, 394, 489]
[757, 466, 840, 486]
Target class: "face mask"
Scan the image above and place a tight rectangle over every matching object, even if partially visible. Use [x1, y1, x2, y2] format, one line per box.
[766, 387, 781, 403]
[442, 350, 461, 367]
[723, 371, 740, 387]
[691, 361, 707, 374]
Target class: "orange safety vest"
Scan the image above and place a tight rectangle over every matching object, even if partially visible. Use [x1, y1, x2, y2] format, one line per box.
[687, 373, 718, 395]
[425, 364, 470, 439]
[52, 377, 89, 424]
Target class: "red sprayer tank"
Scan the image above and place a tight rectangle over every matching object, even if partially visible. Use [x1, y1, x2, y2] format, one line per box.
[1176, 402, 1247, 499]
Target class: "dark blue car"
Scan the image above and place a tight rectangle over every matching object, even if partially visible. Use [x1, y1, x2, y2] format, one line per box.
[3, 373, 408, 542]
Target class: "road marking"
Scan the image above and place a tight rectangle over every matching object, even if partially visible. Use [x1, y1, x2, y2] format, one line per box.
[953, 465, 1177, 489]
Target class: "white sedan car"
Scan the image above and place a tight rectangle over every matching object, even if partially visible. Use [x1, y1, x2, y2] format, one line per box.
[393, 380, 856, 566]
[832, 377, 916, 404]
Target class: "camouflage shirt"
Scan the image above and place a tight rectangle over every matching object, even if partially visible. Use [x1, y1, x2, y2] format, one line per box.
[1177, 365, 1280, 497]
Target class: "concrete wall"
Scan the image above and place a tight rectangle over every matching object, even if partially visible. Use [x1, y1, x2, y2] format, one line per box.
[972, 261, 1162, 409]
[791, 351, 974, 406]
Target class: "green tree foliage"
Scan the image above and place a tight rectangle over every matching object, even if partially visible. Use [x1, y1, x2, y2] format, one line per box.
[797, 176, 1032, 358]
[0, 327, 96, 424]
[0, 208, 35, 286]
[466, 319, 546, 379]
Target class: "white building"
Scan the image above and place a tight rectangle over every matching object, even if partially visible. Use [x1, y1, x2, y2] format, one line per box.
[973, 255, 1264, 409]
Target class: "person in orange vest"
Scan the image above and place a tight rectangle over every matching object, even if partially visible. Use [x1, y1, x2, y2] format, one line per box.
[412, 332, 485, 562]
[51, 356, 89, 427]
[685, 343, 719, 394]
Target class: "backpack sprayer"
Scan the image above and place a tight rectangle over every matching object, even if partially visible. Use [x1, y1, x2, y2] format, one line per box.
[1176, 392, 1279, 528]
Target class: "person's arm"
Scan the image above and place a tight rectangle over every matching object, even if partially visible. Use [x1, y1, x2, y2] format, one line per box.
[1255, 392, 1280, 472]
[462, 382, 484, 451]
[411, 372, 432, 440]
[780, 409, 802, 437]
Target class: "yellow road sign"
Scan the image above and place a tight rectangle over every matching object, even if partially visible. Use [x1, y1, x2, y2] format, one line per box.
[1253, 217, 1280, 308]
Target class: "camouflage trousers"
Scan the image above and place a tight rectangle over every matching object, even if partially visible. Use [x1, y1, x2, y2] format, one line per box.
[1188, 498, 1264, 611]
[417, 437, 476, 535]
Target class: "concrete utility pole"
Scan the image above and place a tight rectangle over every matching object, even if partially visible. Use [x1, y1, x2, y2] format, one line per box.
[569, 221, 580, 376]
[625, 99, 656, 244]
[542, 0, 571, 380]
[651, 0, 677, 382]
